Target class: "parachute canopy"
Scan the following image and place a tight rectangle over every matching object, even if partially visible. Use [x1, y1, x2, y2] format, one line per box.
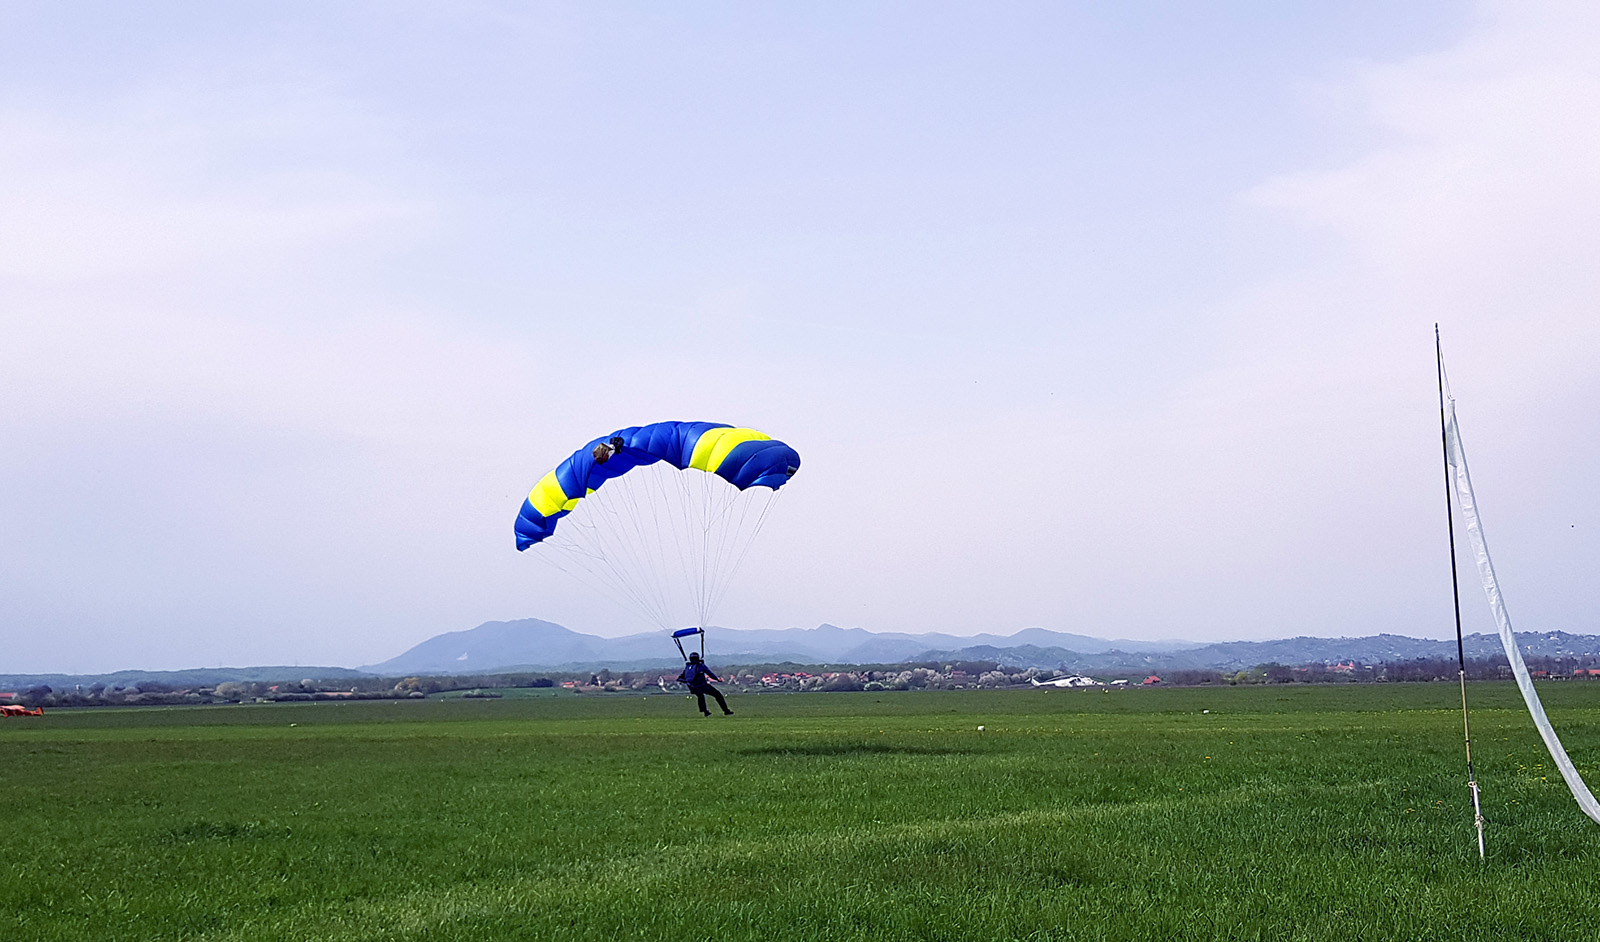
[515, 421, 800, 551]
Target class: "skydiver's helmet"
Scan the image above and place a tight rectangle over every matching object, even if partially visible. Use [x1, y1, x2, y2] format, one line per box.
[688, 652, 702, 662]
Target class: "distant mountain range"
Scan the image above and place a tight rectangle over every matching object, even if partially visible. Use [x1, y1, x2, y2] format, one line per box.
[9, 620, 1599, 689]
[357, 620, 1204, 674]
[358, 618, 1600, 675]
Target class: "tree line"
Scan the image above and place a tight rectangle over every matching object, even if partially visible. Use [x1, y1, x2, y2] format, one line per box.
[7, 654, 1598, 708]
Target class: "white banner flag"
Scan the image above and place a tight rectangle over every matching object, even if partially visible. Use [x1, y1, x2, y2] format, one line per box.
[1445, 397, 1600, 825]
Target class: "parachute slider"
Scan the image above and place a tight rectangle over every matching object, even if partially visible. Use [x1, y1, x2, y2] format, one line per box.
[672, 626, 705, 662]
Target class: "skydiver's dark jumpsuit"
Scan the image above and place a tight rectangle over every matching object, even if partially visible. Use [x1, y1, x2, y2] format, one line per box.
[678, 661, 732, 716]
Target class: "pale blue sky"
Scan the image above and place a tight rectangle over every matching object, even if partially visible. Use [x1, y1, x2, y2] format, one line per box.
[5, 1, 1599, 673]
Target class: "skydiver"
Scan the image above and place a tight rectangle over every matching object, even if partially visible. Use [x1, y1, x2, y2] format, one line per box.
[677, 652, 733, 717]
[591, 436, 626, 464]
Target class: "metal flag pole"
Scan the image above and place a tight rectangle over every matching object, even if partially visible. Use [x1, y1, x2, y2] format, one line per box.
[1436, 325, 1486, 861]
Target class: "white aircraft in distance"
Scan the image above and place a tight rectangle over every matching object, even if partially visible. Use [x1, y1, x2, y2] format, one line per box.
[1031, 675, 1102, 688]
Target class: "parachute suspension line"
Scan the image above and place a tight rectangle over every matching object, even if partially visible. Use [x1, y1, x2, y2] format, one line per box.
[684, 467, 715, 627]
[1436, 326, 1485, 861]
[542, 490, 673, 628]
[539, 462, 733, 631]
[703, 471, 730, 625]
[647, 462, 706, 626]
[668, 465, 713, 629]
[572, 481, 668, 626]
[700, 476, 735, 624]
[699, 469, 742, 626]
[703, 486, 783, 626]
[536, 530, 665, 628]
[617, 464, 681, 625]
[621, 466, 784, 633]
[708, 478, 753, 612]
[665, 466, 784, 630]
[1440, 330, 1600, 829]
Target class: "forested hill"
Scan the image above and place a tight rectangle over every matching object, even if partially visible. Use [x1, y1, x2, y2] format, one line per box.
[928, 631, 1600, 671]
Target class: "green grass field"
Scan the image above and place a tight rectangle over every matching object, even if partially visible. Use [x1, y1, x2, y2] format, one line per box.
[4, 683, 1598, 941]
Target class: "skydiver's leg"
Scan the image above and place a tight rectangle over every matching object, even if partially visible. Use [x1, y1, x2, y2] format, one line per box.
[695, 690, 710, 715]
[705, 685, 731, 715]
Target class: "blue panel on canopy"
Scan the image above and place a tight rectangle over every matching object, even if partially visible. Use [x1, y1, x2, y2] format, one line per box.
[671, 627, 706, 638]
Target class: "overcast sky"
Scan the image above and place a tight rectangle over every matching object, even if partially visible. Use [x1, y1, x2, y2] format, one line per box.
[5, 1, 1599, 674]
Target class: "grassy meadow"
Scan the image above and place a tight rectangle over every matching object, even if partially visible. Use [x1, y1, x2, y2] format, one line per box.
[3, 682, 1598, 941]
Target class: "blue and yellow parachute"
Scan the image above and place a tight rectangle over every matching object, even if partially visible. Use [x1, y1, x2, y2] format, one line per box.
[515, 421, 801, 550]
